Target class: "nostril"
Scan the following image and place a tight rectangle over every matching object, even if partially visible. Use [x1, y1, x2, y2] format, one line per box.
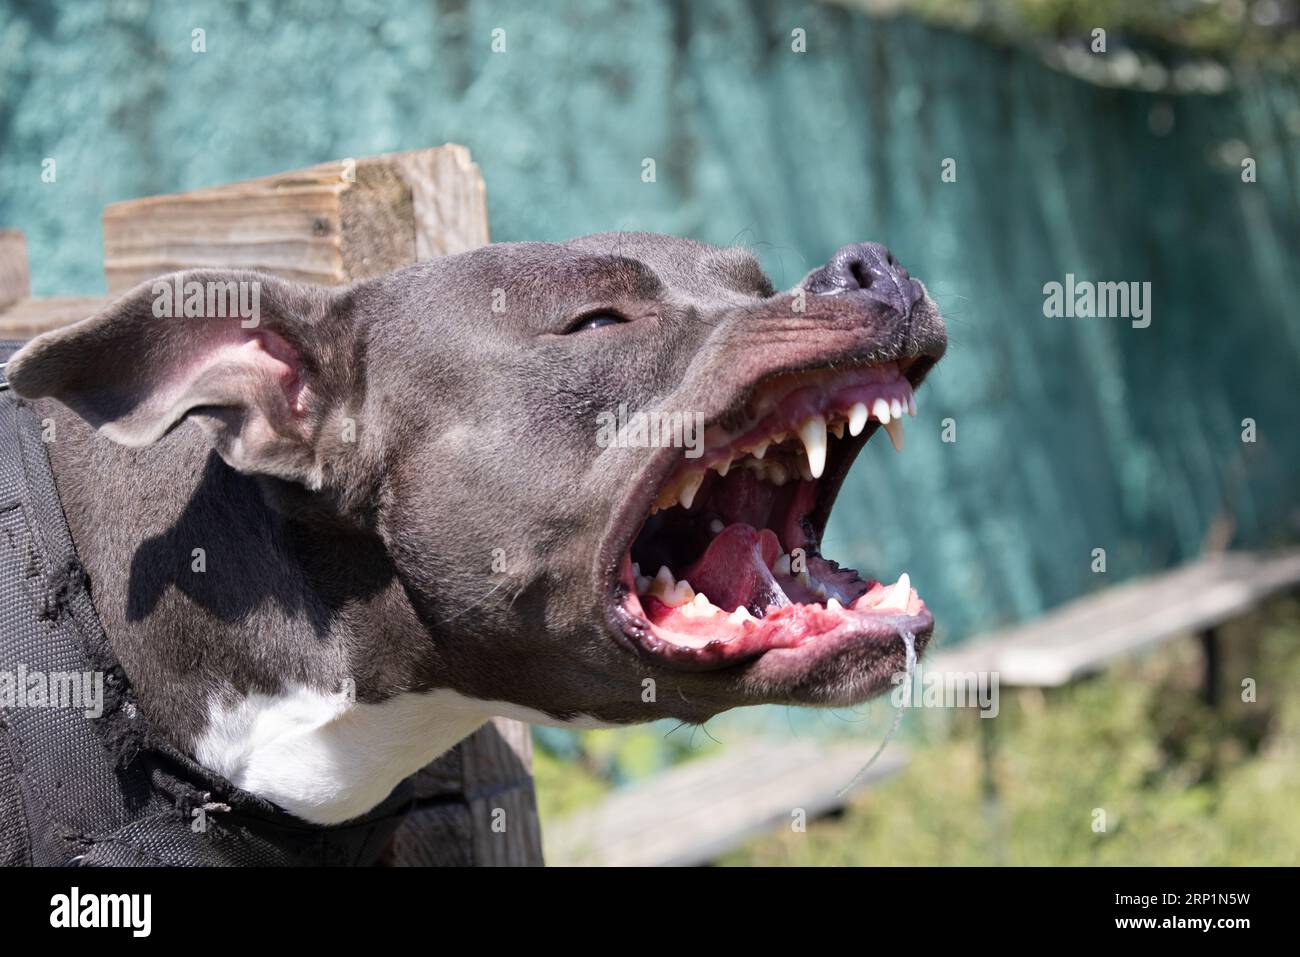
[803, 241, 919, 314]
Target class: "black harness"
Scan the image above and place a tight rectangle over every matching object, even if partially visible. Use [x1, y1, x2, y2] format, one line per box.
[0, 342, 412, 865]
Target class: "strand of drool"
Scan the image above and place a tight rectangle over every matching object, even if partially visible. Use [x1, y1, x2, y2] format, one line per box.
[835, 629, 916, 798]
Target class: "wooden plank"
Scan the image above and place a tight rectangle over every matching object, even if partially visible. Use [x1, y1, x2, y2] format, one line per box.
[929, 549, 1300, 686]
[463, 718, 544, 866]
[0, 230, 30, 311]
[102, 145, 489, 293]
[545, 740, 908, 867]
[0, 296, 108, 340]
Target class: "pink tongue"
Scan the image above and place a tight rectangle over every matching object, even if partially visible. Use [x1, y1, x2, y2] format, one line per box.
[682, 524, 789, 615]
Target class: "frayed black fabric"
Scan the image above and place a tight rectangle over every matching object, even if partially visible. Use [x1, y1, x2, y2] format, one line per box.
[0, 342, 412, 866]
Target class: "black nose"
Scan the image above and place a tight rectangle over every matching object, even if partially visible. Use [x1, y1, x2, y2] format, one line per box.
[802, 242, 922, 317]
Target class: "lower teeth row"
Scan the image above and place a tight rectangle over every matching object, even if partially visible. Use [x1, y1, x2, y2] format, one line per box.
[631, 558, 848, 623]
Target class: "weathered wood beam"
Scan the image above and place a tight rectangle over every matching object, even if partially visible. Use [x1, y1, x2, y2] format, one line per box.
[0, 295, 108, 340]
[102, 145, 489, 292]
[0, 229, 31, 313]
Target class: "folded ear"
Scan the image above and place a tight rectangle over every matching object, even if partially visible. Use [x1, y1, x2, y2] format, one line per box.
[6, 270, 354, 488]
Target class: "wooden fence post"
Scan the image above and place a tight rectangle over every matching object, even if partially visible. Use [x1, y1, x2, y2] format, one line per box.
[0, 147, 544, 866]
[0, 229, 30, 313]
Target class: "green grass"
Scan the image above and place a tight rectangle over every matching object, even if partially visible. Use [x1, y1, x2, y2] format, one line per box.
[536, 596, 1300, 866]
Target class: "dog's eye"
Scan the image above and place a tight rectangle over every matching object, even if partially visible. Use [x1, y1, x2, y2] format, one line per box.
[566, 311, 627, 334]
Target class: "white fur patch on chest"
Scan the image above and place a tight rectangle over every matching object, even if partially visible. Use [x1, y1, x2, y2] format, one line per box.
[195, 685, 491, 824]
[193, 685, 615, 825]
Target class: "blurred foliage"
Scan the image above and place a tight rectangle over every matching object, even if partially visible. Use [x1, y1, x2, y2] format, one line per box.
[536, 596, 1300, 864]
[861, 0, 1300, 65]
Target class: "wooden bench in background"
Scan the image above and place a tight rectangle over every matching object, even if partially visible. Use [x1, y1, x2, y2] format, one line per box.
[0, 147, 543, 866]
[928, 548, 1300, 697]
[546, 739, 907, 867]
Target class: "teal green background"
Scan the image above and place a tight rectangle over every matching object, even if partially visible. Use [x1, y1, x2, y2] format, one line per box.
[2, 0, 1298, 649]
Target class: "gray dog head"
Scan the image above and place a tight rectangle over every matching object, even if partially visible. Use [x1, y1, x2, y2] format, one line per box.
[8, 232, 945, 733]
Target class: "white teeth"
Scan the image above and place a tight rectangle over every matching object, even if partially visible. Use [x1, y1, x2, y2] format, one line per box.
[872, 398, 891, 425]
[751, 440, 769, 460]
[649, 567, 695, 607]
[883, 417, 904, 452]
[848, 402, 870, 436]
[772, 554, 792, 576]
[878, 572, 911, 612]
[708, 518, 725, 535]
[814, 582, 829, 600]
[907, 394, 917, 417]
[714, 457, 731, 477]
[678, 471, 704, 510]
[826, 597, 843, 612]
[681, 591, 720, 619]
[631, 562, 641, 578]
[797, 415, 828, 480]
[890, 398, 903, 420]
[727, 605, 755, 625]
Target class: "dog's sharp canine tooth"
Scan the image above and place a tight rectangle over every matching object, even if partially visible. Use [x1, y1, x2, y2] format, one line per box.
[678, 471, 704, 509]
[884, 417, 904, 452]
[848, 402, 870, 437]
[797, 415, 828, 480]
[878, 572, 911, 611]
[872, 398, 891, 425]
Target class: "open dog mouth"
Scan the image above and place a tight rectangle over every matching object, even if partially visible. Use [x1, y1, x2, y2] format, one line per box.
[608, 358, 935, 672]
